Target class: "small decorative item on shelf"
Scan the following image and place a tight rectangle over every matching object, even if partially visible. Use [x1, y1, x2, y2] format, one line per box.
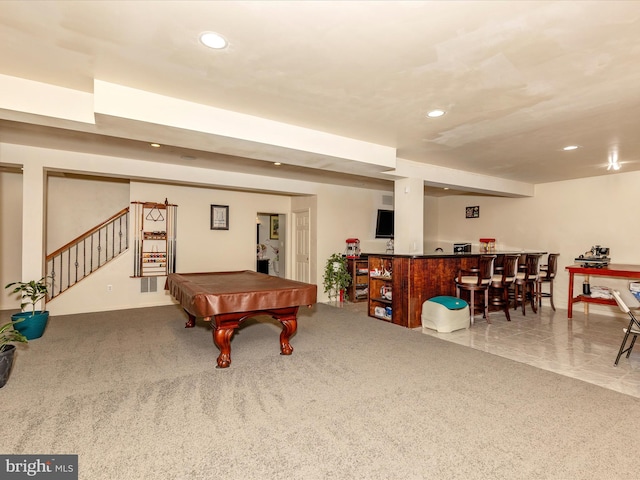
[344, 238, 361, 258]
[257, 243, 267, 260]
[370, 266, 391, 278]
[143, 231, 167, 240]
[479, 238, 496, 253]
[374, 306, 392, 320]
[380, 285, 392, 300]
[386, 239, 394, 254]
[383, 259, 393, 277]
[355, 287, 368, 300]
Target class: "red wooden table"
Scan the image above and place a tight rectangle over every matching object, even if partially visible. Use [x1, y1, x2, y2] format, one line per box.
[565, 264, 640, 318]
[166, 271, 317, 367]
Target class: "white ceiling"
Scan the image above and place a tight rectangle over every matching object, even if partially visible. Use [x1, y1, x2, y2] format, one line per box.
[1, 1, 640, 195]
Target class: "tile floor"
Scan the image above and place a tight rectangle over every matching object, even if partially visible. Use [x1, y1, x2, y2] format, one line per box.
[343, 300, 640, 399]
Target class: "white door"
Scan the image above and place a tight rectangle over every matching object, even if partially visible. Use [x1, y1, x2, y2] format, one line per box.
[293, 209, 310, 283]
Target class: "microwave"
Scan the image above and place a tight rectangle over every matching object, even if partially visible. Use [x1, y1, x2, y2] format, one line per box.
[453, 243, 472, 253]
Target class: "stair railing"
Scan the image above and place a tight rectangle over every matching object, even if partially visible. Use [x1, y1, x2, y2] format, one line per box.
[46, 207, 129, 300]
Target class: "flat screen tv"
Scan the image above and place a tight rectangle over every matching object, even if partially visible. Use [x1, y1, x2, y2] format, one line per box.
[375, 209, 394, 238]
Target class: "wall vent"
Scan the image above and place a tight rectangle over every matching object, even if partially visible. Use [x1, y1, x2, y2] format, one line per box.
[382, 195, 393, 206]
[140, 277, 158, 293]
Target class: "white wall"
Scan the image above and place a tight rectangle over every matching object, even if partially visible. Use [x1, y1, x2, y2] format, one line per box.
[48, 181, 295, 315]
[0, 170, 22, 308]
[0, 143, 393, 314]
[423, 195, 440, 252]
[394, 177, 424, 254]
[6, 141, 638, 318]
[315, 184, 394, 263]
[47, 175, 130, 251]
[437, 171, 640, 315]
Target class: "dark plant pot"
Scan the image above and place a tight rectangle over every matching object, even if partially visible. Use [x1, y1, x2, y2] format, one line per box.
[12, 310, 49, 340]
[0, 344, 16, 388]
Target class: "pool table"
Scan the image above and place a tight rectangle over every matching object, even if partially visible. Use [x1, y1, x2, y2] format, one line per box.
[165, 271, 317, 368]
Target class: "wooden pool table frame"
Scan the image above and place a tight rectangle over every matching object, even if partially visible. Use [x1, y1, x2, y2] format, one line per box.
[166, 271, 317, 368]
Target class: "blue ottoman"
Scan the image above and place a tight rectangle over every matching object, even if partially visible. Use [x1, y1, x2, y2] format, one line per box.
[421, 296, 470, 333]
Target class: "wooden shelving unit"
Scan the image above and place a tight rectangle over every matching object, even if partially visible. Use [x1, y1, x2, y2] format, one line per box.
[132, 200, 178, 277]
[346, 257, 369, 302]
[368, 255, 397, 322]
[141, 228, 168, 276]
[368, 253, 482, 328]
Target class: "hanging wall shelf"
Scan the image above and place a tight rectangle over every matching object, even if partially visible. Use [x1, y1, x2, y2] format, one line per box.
[131, 199, 178, 277]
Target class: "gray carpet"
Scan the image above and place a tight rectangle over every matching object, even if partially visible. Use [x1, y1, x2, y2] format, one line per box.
[2, 303, 639, 479]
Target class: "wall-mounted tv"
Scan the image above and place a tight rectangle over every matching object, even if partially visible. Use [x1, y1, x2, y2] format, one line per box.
[375, 209, 394, 238]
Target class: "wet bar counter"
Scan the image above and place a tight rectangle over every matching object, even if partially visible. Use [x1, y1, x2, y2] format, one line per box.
[366, 251, 546, 328]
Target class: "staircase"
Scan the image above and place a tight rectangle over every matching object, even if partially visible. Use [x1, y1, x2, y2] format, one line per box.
[46, 207, 129, 300]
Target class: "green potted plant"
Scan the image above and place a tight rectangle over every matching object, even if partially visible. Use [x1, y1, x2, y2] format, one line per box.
[0, 318, 28, 388]
[323, 253, 352, 302]
[4, 276, 51, 340]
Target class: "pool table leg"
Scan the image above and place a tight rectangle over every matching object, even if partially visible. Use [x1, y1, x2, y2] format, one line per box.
[279, 317, 297, 355]
[210, 306, 301, 368]
[213, 326, 234, 368]
[184, 311, 196, 328]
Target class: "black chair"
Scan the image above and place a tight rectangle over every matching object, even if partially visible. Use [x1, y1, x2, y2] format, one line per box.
[455, 255, 496, 325]
[611, 289, 640, 366]
[537, 253, 559, 311]
[489, 254, 519, 322]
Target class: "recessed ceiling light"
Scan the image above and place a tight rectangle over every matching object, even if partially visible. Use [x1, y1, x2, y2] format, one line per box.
[150, 143, 161, 148]
[273, 162, 281, 166]
[426, 109, 446, 118]
[199, 31, 228, 49]
[563, 145, 579, 151]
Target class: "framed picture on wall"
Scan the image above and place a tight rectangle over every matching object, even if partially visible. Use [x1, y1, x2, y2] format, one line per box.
[270, 215, 279, 239]
[210, 205, 229, 230]
[466, 206, 479, 218]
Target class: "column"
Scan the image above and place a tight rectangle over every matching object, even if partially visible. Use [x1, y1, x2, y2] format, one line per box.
[21, 162, 46, 297]
[394, 177, 424, 254]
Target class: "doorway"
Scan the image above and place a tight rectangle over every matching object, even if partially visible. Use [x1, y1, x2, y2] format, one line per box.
[256, 212, 285, 277]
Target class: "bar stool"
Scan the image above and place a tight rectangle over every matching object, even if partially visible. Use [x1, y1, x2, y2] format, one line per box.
[508, 254, 526, 307]
[512, 253, 542, 315]
[489, 254, 519, 321]
[454, 255, 496, 324]
[537, 253, 559, 311]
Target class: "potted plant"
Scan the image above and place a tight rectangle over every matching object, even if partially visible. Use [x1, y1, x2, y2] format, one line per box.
[0, 318, 28, 388]
[323, 253, 352, 302]
[4, 276, 51, 340]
